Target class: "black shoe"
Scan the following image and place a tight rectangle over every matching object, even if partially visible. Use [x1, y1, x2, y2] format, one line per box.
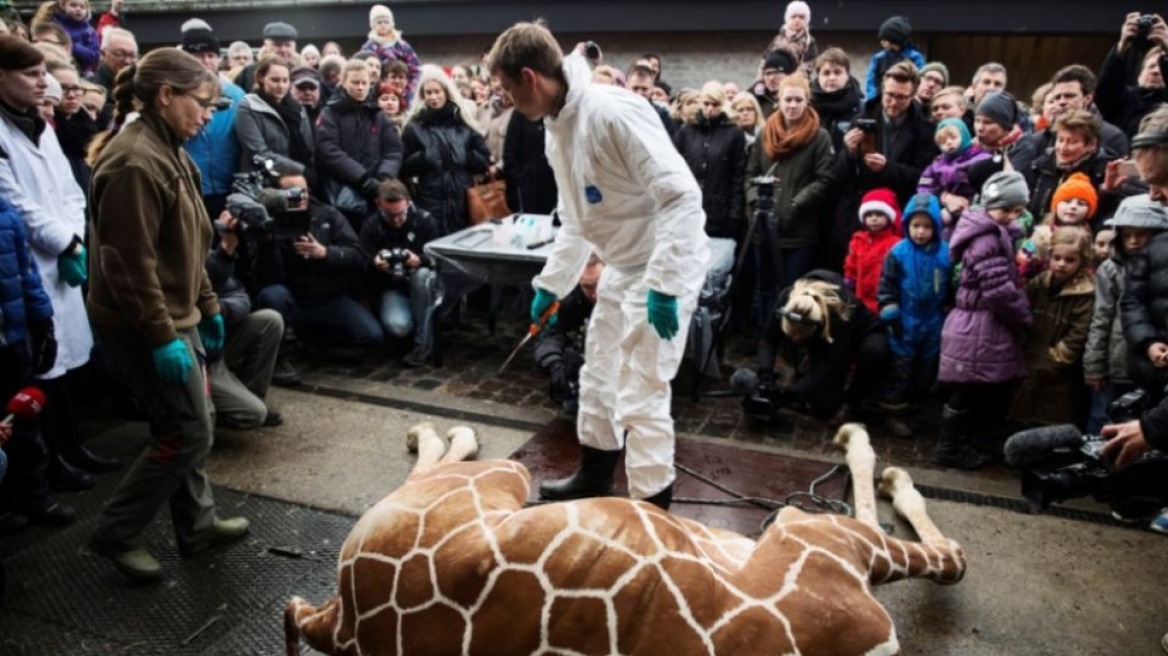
[0, 512, 29, 535]
[67, 445, 122, 473]
[262, 410, 284, 427]
[539, 447, 622, 501]
[272, 358, 301, 387]
[402, 346, 430, 368]
[641, 484, 673, 511]
[48, 457, 96, 492]
[25, 501, 76, 527]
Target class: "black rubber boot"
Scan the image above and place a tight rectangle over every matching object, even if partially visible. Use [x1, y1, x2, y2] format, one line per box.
[932, 405, 992, 470]
[641, 483, 673, 511]
[47, 455, 95, 492]
[66, 445, 122, 473]
[539, 446, 621, 501]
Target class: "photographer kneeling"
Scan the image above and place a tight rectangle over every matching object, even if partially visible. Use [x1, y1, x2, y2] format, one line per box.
[750, 269, 888, 423]
[357, 180, 439, 367]
[255, 175, 383, 349]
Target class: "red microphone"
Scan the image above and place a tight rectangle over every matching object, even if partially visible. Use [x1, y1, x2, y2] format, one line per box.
[2, 387, 46, 425]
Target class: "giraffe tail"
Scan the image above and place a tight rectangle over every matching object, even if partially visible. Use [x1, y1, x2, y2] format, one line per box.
[285, 596, 340, 655]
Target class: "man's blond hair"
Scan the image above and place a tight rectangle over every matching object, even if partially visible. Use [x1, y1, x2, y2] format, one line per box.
[487, 21, 563, 83]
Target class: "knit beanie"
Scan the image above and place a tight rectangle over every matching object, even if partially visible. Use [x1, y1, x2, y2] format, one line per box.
[878, 16, 912, 46]
[370, 4, 394, 29]
[976, 91, 1017, 130]
[43, 72, 61, 103]
[920, 61, 949, 85]
[785, 1, 811, 22]
[858, 188, 902, 229]
[1105, 194, 1168, 230]
[763, 49, 797, 74]
[181, 18, 212, 34]
[936, 117, 972, 152]
[1050, 172, 1099, 219]
[982, 171, 1029, 210]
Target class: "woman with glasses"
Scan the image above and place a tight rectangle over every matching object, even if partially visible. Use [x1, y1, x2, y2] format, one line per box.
[673, 81, 746, 243]
[86, 47, 249, 583]
[235, 55, 314, 184]
[45, 60, 96, 191]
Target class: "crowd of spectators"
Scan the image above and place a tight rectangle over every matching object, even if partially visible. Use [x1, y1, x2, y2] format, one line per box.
[0, 0, 1167, 589]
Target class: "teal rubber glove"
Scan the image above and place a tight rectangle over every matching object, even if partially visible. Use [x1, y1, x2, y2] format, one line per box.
[646, 289, 679, 340]
[58, 245, 88, 287]
[531, 287, 559, 326]
[152, 339, 193, 384]
[199, 313, 225, 351]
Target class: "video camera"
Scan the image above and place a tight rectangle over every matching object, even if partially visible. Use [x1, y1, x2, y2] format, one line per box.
[378, 248, 411, 283]
[731, 368, 798, 424]
[1005, 389, 1168, 518]
[225, 155, 307, 237]
[751, 175, 777, 214]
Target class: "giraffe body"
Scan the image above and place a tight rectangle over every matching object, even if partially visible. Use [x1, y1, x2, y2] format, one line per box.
[286, 424, 965, 656]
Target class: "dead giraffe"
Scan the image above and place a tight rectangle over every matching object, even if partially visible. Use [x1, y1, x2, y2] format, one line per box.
[285, 422, 966, 655]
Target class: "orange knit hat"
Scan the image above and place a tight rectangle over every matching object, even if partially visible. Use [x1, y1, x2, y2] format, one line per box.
[1050, 172, 1098, 219]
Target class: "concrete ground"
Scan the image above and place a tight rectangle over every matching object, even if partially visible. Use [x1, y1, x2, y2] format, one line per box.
[3, 313, 1167, 655]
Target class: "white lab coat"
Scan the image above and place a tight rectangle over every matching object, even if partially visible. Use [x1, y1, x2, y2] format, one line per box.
[0, 114, 93, 379]
[534, 54, 710, 499]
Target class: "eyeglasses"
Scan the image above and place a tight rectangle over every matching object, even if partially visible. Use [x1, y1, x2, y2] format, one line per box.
[295, 82, 319, 91]
[60, 85, 83, 95]
[185, 94, 218, 111]
[883, 91, 913, 103]
[105, 48, 137, 60]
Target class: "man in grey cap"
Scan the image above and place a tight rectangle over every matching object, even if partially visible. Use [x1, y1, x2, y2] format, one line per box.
[236, 21, 299, 92]
[290, 66, 323, 126]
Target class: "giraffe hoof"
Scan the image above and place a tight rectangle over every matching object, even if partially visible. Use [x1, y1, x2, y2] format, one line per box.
[832, 423, 870, 450]
[446, 426, 479, 459]
[878, 467, 911, 499]
[406, 422, 437, 453]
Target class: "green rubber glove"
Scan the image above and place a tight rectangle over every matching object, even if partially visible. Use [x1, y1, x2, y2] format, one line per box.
[531, 287, 559, 326]
[646, 289, 679, 340]
[199, 313, 225, 351]
[152, 338, 193, 384]
[58, 245, 88, 287]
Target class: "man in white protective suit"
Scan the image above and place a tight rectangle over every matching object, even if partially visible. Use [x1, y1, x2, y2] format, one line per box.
[488, 22, 710, 510]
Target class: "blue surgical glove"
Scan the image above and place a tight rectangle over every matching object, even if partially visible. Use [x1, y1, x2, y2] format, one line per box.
[199, 313, 225, 351]
[152, 338, 193, 384]
[58, 245, 88, 287]
[531, 287, 559, 326]
[646, 289, 679, 340]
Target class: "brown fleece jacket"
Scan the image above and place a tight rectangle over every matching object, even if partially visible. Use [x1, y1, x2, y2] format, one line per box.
[88, 111, 219, 346]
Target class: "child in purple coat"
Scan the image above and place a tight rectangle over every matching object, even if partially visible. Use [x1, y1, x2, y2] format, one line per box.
[361, 5, 422, 104]
[917, 118, 990, 241]
[51, 0, 100, 75]
[936, 171, 1033, 469]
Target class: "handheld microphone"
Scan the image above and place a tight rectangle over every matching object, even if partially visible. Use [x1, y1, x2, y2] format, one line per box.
[1003, 424, 1084, 468]
[2, 387, 47, 425]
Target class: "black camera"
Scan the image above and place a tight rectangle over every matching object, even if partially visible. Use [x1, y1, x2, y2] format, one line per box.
[226, 155, 306, 235]
[1136, 14, 1155, 43]
[1009, 389, 1168, 518]
[854, 118, 878, 134]
[378, 248, 410, 282]
[584, 41, 601, 61]
[731, 368, 798, 423]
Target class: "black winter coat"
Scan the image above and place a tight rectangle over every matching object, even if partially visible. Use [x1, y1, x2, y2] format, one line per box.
[1094, 46, 1168, 140]
[356, 204, 440, 292]
[811, 77, 864, 154]
[315, 93, 403, 189]
[400, 104, 491, 236]
[1120, 227, 1168, 451]
[1024, 148, 1117, 225]
[503, 111, 557, 214]
[255, 201, 366, 304]
[674, 113, 747, 240]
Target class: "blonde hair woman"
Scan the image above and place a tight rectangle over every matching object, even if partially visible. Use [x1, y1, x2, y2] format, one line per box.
[673, 80, 747, 240]
[400, 65, 490, 235]
[731, 92, 764, 151]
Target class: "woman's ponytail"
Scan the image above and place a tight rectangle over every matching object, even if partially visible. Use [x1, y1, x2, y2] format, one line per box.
[87, 64, 137, 165]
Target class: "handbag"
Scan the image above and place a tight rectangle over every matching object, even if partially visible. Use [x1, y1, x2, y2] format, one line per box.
[466, 173, 511, 225]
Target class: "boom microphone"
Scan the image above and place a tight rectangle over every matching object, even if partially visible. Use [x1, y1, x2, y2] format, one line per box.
[3, 387, 46, 425]
[1003, 424, 1085, 468]
[730, 368, 759, 395]
[258, 187, 291, 215]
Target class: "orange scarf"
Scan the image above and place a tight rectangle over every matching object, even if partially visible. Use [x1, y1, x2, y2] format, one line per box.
[762, 106, 821, 160]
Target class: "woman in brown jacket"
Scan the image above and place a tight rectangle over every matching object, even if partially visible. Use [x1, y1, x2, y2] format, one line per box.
[86, 47, 249, 583]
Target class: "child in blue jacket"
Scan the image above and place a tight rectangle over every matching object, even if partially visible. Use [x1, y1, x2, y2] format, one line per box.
[877, 193, 950, 416]
[865, 15, 926, 101]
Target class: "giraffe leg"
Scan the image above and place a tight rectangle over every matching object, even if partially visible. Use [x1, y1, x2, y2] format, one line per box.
[878, 467, 943, 544]
[833, 423, 879, 528]
[440, 426, 479, 463]
[285, 596, 340, 656]
[407, 422, 446, 476]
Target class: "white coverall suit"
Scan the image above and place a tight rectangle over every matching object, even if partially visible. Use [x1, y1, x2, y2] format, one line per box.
[533, 54, 710, 499]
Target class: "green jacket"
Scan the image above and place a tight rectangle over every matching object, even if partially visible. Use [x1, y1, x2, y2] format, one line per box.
[744, 127, 835, 250]
[88, 111, 220, 347]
